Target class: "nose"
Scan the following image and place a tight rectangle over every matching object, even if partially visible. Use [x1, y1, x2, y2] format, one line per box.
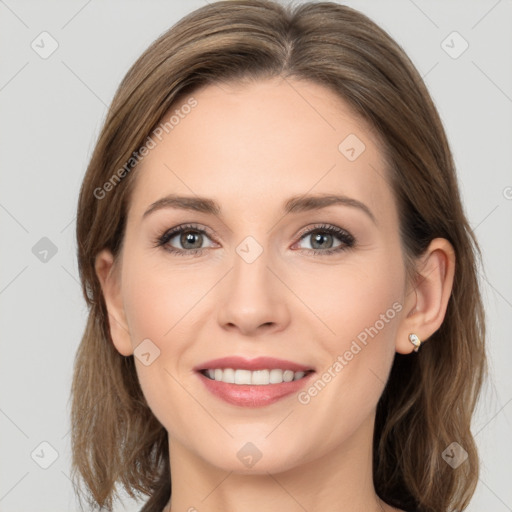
[216, 242, 291, 337]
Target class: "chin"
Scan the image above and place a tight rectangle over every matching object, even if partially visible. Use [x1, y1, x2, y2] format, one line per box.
[195, 436, 312, 475]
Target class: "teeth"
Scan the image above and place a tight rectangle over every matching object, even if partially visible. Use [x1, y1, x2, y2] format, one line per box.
[234, 369, 252, 385]
[269, 369, 283, 384]
[283, 370, 294, 382]
[251, 369, 269, 385]
[223, 368, 235, 383]
[203, 368, 308, 385]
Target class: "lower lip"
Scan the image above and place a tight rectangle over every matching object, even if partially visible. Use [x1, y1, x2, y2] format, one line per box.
[197, 371, 314, 407]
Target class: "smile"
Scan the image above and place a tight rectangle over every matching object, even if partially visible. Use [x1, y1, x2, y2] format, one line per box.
[195, 356, 315, 407]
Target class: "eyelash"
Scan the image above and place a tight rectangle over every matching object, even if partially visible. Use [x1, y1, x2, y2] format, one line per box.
[154, 223, 356, 257]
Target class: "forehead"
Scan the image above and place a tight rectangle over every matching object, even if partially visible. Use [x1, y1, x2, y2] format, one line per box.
[128, 77, 394, 223]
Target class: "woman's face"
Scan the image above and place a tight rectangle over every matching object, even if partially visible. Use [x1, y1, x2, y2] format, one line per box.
[101, 77, 412, 474]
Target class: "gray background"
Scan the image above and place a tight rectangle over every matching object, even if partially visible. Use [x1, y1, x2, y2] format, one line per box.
[1, 0, 511, 510]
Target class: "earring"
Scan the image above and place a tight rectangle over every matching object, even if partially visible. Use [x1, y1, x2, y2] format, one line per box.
[408, 333, 422, 352]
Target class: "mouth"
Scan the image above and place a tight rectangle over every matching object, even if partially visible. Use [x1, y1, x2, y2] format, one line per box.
[194, 357, 315, 407]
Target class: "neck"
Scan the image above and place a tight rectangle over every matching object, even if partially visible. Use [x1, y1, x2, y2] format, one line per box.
[162, 412, 397, 512]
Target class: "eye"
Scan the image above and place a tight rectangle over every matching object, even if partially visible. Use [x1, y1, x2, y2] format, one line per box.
[293, 224, 355, 255]
[154, 222, 355, 257]
[155, 224, 217, 256]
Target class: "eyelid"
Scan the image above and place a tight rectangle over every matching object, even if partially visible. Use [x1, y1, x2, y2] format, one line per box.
[295, 223, 353, 242]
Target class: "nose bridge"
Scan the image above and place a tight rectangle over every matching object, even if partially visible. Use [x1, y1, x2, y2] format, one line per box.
[216, 232, 290, 334]
[231, 233, 275, 298]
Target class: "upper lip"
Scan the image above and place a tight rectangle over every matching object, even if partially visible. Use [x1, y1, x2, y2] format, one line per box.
[194, 356, 314, 372]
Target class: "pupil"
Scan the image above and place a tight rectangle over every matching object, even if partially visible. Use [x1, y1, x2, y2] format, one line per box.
[182, 231, 201, 249]
[312, 232, 332, 249]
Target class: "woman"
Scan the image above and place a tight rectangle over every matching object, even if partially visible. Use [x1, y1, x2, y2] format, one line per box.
[70, 1, 487, 511]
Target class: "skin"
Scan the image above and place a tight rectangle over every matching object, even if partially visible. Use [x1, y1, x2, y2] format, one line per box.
[95, 77, 455, 512]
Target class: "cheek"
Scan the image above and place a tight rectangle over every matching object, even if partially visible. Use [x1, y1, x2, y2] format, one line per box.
[293, 251, 404, 346]
[120, 255, 222, 420]
[122, 258, 209, 345]
[121, 265, 203, 434]
[297, 253, 404, 406]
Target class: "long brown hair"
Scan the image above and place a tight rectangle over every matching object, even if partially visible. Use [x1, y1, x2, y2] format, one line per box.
[71, 1, 487, 511]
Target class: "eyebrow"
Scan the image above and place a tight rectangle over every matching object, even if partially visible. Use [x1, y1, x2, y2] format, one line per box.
[143, 193, 376, 224]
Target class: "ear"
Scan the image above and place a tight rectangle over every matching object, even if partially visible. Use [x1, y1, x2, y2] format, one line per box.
[95, 249, 133, 356]
[395, 238, 456, 354]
